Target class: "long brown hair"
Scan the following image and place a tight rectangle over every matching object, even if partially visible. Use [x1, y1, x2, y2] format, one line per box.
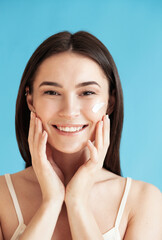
[15, 31, 124, 175]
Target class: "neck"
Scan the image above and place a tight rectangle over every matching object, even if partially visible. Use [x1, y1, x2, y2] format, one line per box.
[29, 145, 110, 187]
[51, 146, 90, 186]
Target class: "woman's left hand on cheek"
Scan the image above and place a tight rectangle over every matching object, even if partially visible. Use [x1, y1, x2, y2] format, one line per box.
[65, 114, 110, 205]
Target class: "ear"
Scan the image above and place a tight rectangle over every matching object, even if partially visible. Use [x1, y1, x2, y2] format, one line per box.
[25, 87, 36, 113]
[107, 89, 116, 115]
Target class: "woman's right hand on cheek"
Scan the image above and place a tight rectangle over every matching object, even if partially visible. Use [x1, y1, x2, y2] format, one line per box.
[28, 112, 65, 205]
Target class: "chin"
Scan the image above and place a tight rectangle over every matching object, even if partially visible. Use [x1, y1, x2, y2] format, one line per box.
[49, 141, 87, 154]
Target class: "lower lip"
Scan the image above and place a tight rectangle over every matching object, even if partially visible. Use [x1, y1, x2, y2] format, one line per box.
[53, 126, 88, 136]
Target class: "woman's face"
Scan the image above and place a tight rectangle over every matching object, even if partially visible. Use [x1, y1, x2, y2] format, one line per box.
[28, 52, 109, 153]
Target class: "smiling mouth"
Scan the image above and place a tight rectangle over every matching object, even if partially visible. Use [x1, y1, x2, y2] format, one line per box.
[53, 125, 88, 133]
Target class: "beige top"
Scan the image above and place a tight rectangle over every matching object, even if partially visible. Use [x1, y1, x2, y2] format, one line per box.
[5, 174, 132, 240]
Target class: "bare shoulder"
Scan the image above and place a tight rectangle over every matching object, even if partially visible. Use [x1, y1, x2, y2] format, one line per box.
[100, 172, 162, 239]
[0, 166, 37, 185]
[0, 175, 7, 206]
[124, 178, 162, 239]
[130, 178, 162, 210]
[0, 167, 37, 206]
[0, 170, 23, 206]
[0, 168, 40, 239]
[0, 167, 39, 220]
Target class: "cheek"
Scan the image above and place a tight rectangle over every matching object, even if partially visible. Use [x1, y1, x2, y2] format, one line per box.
[83, 101, 108, 142]
[83, 100, 108, 121]
[34, 99, 59, 121]
[34, 97, 108, 122]
[92, 102, 105, 113]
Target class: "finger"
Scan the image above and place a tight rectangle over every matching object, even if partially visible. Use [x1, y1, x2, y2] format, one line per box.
[95, 120, 103, 150]
[39, 130, 48, 158]
[103, 115, 110, 147]
[87, 140, 98, 163]
[28, 112, 36, 152]
[34, 117, 43, 150]
[46, 143, 52, 160]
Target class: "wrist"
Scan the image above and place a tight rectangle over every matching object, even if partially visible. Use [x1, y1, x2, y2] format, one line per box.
[42, 198, 63, 210]
[65, 200, 90, 220]
[65, 196, 88, 209]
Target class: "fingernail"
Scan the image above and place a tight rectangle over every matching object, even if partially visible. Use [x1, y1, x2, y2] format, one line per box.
[106, 114, 109, 119]
[31, 111, 33, 119]
[88, 139, 92, 145]
[101, 121, 103, 126]
[43, 130, 47, 137]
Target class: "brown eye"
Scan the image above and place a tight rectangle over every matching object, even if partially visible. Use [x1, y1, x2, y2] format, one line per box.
[81, 91, 96, 96]
[44, 91, 60, 96]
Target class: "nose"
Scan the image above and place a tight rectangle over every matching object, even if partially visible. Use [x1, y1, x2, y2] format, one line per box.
[58, 94, 80, 119]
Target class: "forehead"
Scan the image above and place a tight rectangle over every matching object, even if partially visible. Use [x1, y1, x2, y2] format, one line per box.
[34, 52, 108, 89]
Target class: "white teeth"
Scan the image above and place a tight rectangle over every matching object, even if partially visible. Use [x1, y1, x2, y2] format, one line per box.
[56, 126, 84, 132]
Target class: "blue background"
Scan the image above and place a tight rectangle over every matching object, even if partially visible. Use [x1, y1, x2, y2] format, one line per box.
[0, 0, 162, 190]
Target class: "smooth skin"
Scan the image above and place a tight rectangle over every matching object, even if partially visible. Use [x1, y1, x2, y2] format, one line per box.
[0, 52, 162, 239]
[28, 112, 65, 204]
[29, 112, 110, 205]
[22, 111, 110, 239]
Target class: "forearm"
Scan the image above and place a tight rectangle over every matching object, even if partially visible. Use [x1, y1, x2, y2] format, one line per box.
[19, 201, 63, 240]
[66, 201, 103, 240]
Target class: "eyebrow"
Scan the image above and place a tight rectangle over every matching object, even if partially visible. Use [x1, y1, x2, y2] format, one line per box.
[39, 81, 101, 88]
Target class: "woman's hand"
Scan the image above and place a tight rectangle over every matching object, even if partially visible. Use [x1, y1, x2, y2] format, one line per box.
[65, 114, 110, 205]
[28, 112, 65, 204]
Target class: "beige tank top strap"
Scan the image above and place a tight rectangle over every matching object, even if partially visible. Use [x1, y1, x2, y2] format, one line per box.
[5, 173, 24, 224]
[115, 177, 132, 227]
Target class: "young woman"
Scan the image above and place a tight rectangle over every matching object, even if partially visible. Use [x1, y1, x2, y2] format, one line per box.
[0, 31, 161, 240]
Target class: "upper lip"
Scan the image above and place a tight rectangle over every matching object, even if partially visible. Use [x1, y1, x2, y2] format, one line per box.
[53, 124, 88, 128]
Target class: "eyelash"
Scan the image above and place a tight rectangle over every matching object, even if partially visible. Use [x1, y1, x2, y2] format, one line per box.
[44, 90, 96, 96]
